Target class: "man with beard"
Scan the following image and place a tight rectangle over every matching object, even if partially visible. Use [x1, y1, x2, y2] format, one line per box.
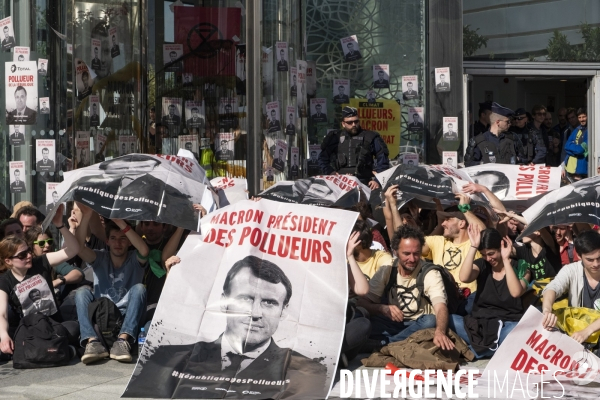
[357, 225, 457, 348]
[318, 106, 389, 188]
[553, 225, 580, 268]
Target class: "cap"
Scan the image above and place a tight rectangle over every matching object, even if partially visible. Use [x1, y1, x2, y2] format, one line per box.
[513, 108, 527, 116]
[342, 106, 358, 118]
[491, 102, 514, 117]
[478, 101, 492, 111]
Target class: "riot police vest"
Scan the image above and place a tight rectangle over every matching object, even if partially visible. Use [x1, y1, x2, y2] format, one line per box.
[335, 130, 378, 177]
[474, 133, 516, 164]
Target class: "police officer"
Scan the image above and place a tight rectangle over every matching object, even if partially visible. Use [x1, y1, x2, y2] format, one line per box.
[318, 106, 389, 189]
[507, 107, 545, 165]
[465, 102, 516, 166]
[470, 101, 491, 138]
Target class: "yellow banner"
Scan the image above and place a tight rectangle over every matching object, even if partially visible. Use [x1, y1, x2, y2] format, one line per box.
[349, 98, 401, 159]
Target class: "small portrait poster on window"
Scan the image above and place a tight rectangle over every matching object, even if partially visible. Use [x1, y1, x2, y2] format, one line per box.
[272, 139, 288, 172]
[90, 39, 102, 70]
[118, 135, 128, 156]
[372, 64, 390, 89]
[402, 75, 419, 100]
[290, 67, 297, 97]
[266, 101, 281, 133]
[38, 58, 48, 76]
[6, 60, 39, 125]
[45, 182, 62, 215]
[184, 100, 205, 132]
[109, 27, 120, 58]
[442, 116, 459, 141]
[407, 107, 424, 132]
[75, 136, 90, 168]
[163, 44, 183, 72]
[310, 98, 327, 123]
[39, 97, 50, 114]
[161, 97, 182, 126]
[96, 133, 106, 155]
[276, 42, 288, 72]
[75, 59, 93, 101]
[9, 125, 25, 146]
[216, 132, 234, 161]
[333, 79, 350, 104]
[296, 60, 307, 117]
[179, 135, 198, 156]
[306, 60, 317, 97]
[13, 46, 29, 62]
[435, 67, 450, 92]
[266, 166, 274, 182]
[340, 35, 362, 62]
[35, 139, 56, 172]
[285, 106, 296, 136]
[402, 153, 419, 166]
[128, 136, 138, 154]
[9, 161, 26, 193]
[89, 95, 101, 127]
[443, 151, 457, 168]
[289, 147, 299, 178]
[0, 16, 16, 51]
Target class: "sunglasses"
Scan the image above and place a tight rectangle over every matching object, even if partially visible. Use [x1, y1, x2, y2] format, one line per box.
[513, 116, 527, 121]
[344, 119, 360, 125]
[10, 248, 32, 260]
[34, 239, 54, 247]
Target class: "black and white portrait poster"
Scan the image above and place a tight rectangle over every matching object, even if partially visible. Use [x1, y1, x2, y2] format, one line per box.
[5, 61, 38, 125]
[44, 182, 61, 215]
[306, 61, 317, 97]
[403, 153, 419, 166]
[95, 133, 106, 156]
[184, 100, 205, 132]
[272, 139, 288, 172]
[372, 64, 390, 89]
[118, 136, 128, 157]
[38, 58, 48, 76]
[340, 34, 362, 62]
[89, 95, 100, 127]
[178, 135, 198, 156]
[266, 166, 274, 182]
[276, 41, 288, 72]
[216, 132, 234, 161]
[285, 105, 296, 136]
[123, 200, 353, 399]
[289, 147, 299, 178]
[296, 60, 307, 117]
[310, 98, 327, 123]
[366, 88, 376, 103]
[407, 107, 424, 131]
[443, 116, 459, 141]
[289, 67, 297, 97]
[90, 38, 102, 71]
[442, 151, 457, 168]
[0, 16, 15, 51]
[332, 78, 350, 104]
[9, 161, 26, 193]
[128, 136, 138, 154]
[219, 97, 237, 116]
[307, 144, 321, 176]
[402, 75, 419, 100]
[75, 136, 90, 168]
[75, 59, 93, 100]
[9, 125, 25, 146]
[15, 274, 57, 317]
[435, 67, 450, 92]
[109, 27, 120, 58]
[39, 97, 49, 114]
[13, 46, 29, 62]
[163, 44, 183, 72]
[266, 101, 281, 133]
[182, 73, 194, 88]
[35, 139, 56, 172]
[161, 97, 182, 126]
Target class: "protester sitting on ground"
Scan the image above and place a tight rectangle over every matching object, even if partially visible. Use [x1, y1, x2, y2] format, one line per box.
[553, 224, 582, 268]
[513, 227, 558, 281]
[357, 225, 456, 350]
[139, 221, 169, 306]
[0, 218, 24, 240]
[350, 201, 389, 251]
[542, 230, 600, 343]
[563, 107, 588, 181]
[66, 202, 107, 270]
[0, 205, 80, 356]
[24, 226, 84, 295]
[451, 225, 529, 358]
[349, 220, 392, 279]
[15, 206, 45, 233]
[73, 203, 149, 364]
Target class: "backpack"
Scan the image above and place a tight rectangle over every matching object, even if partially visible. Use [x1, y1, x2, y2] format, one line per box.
[12, 313, 71, 369]
[382, 260, 462, 317]
[88, 297, 123, 350]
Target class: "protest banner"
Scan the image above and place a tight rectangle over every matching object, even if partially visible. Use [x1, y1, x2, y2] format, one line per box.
[210, 177, 248, 207]
[35, 139, 56, 172]
[123, 200, 354, 399]
[6, 60, 38, 125]
[349, 97, 401, 159]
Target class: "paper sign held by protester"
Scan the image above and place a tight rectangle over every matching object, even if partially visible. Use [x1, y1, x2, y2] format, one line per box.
[15, 275, 57, 317]
[210, 176, 248, 207]
[123, 200, 354, 399]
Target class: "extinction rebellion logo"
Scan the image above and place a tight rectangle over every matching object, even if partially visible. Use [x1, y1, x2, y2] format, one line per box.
[187, 23, 223, 59]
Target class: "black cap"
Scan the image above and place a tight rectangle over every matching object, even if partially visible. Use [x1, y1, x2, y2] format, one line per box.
[491, 102, 514, 117]
[478, 101, 492, 111]
[513, 108, 527, 116]
[342, 106, 358, 118]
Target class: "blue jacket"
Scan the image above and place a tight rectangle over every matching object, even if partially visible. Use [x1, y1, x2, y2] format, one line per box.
[563, 125, 588, 175]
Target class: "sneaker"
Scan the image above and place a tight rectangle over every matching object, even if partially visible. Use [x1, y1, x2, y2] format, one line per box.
[81, 340, 109, 365]
[110, 339, 132, 362]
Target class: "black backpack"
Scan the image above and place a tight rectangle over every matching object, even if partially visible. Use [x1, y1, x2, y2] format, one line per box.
[12, 313, 71, 369]
[88, 297, 123, 350]
[382, 260, 462, 317]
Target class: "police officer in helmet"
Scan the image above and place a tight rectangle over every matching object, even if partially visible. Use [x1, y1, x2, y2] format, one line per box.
[507, 107, 546, 165]
[318, 106, 389, 189]
[465, 102, 516, 166]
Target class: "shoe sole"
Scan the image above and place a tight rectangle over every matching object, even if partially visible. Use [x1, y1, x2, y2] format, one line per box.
[81, 351, 109, 365]
[110, 353, 132, 362]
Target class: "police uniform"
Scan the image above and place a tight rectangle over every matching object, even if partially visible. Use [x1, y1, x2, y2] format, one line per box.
[318, 106, 389, 184]
[465, 102, 516, 166]
[507, 108, 546, 165]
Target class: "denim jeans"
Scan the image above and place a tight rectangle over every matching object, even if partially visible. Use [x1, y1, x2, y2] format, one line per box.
[371, 314, 437, 344]
[75, 283, 147, 346]
[449, 315, 518, 359]
[456, 292, 477, 316]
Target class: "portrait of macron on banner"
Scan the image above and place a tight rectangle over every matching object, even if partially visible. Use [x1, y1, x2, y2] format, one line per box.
[0, 16, 16, 51]
[123, 200, 354, 399]
[340, 35, 362, 62]
[35, 139, 56, 172]
[6, 61, 38, 125]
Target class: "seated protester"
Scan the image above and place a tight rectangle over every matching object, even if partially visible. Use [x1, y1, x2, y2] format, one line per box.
[451, 226, 529, 359]
[0, 218, 24, 240]
[351, 201, 389, 252]
[0, 205, 80, 356]
[383, 185, 420, 241]
[553, 224, 580, 268]
[74, 203, 149, 364]
[515, 228, 559, 281]
[542, 230, 600, 343]
[15, 206, 45, 233]
[350, 220, 392, 279]
[357, 225, 456, 350]
[66, 203, 108, 271]
[140, 221, 169, 306]
[24, 226, 84, 300]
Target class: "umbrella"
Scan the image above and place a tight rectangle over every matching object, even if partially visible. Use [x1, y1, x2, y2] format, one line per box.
[42, 154, 218, 231]
[519, 176, 600, 239]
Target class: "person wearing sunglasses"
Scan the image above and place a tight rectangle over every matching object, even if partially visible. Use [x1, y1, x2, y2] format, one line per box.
[0, 204, 80, 357]
[318, 106, 389, 189]
[505, 107, 545, 165]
